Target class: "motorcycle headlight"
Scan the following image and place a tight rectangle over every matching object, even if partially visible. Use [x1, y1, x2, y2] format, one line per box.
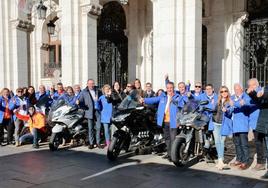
[112, 113, 131, 122]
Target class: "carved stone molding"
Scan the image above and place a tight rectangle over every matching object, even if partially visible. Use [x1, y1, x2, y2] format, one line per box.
[81, 3, 102, 17]
[11, 19, 35, 32]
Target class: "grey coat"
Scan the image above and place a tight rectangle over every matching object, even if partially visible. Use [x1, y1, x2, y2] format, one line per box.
[79, 87, 102, 120]
[249, 86, 268, 135]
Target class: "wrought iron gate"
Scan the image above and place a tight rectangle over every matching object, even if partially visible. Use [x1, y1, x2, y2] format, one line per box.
[97, 2, 128, 87]
[244, 18, 268, 86]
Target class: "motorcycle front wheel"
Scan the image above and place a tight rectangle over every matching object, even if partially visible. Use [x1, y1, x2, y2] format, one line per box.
[171, 138, 190, 167]
[107, 136, 124, 161]
[49, 133, 63, 151]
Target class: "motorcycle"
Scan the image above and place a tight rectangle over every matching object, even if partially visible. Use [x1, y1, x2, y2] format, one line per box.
[48, 99, 88, 151]
[107, 96, 165, 161]
[171, 100, 217, 166]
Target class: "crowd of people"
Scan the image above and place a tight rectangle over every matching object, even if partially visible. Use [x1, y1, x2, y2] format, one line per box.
[0, 76, 267, 178]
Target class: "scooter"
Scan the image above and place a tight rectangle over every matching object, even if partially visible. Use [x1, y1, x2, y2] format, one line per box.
[48, 99, 88, 151]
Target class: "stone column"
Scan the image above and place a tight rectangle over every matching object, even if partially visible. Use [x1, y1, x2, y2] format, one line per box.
[61, 0, 75, 86]
[80, 2, 102, 86]
[10, 19, 34, 89]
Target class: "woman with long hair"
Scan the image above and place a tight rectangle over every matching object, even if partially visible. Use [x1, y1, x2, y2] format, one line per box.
[212, 86, 233, 170]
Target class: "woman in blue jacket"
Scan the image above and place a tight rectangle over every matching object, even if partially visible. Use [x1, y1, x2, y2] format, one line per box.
[0, 88, 15, 145]
[141, 82, 182, 160]
[230, 84, 251, 170]
[97, 84, 113, 148]
[210, 86, 233, 170]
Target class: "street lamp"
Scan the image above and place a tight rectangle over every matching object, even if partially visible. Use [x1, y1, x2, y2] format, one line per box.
[36, 0, 47, 20]
[47, 20, 55, 35]
[119, 0, 128, 5]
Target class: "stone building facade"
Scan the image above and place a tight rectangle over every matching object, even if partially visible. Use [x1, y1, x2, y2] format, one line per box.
[0, 0, 268, 92]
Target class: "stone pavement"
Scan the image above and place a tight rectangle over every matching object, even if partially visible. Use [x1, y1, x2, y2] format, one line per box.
[0, 143, 268, 188]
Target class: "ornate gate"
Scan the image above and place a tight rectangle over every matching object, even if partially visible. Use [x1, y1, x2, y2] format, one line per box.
[97, 2, 128, 87]
[244, 18, 268, 86]
[244, 0, 268, 86]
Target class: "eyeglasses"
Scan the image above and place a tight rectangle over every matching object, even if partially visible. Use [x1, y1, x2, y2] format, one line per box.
[195, 86, 202, 88]
[17, 90, 23, 93]
[220, 90, 228, 93]
[127, 85, 132, 88]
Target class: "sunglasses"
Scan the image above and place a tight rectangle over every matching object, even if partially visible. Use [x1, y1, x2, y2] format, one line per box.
[195, 86, 202, 88]
[127, 85, 132, 88]
[17, 90, 23, 93]
[220, 90, 228, 93]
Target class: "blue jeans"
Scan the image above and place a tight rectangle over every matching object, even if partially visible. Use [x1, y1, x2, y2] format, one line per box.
[213, 122, 226, 160]
[19, 128, 39, 145]
[88, 111, 101, 145]
[233, 132, 249, 164]
[103, 123, 111, 142]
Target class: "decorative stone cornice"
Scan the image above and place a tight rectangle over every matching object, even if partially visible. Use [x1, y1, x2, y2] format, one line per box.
[233, 11, 249, 26]
[81, 3, 102, 17]
[10, 19, 35, 32]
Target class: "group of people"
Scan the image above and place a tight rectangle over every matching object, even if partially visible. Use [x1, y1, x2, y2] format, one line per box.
[0, 76, 268, 179]
[141, 76, 268, 179]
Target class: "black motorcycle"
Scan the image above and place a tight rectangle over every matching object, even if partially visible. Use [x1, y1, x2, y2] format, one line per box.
[171, 100, 217, 166]
[107, 96, 165, 161]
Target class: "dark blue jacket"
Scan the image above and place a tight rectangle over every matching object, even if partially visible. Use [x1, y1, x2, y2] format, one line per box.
[248, 87, 263, 130]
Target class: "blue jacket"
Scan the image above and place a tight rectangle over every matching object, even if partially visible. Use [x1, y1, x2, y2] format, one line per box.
[97, 95, 113, 124]
[198, 93, 218, 130]
[59, 94, 77, 107]
[51, 91, 66, 101]
[144, 93, 182, 128]
[230, 93, 251, 133]
[0, 96, 15, 123]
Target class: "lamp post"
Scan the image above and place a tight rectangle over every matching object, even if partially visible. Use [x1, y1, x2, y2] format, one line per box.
[36, 0, 47, 20]
[47, 20, 55, 35]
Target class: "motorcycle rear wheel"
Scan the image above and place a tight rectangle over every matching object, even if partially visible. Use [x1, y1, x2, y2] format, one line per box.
[171, 138, 190, 167]
[107, 136, 124, 161]
[49, 133, 62, 151]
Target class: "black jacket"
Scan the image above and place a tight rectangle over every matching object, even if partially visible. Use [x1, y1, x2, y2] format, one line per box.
[248, 86, 268, 135]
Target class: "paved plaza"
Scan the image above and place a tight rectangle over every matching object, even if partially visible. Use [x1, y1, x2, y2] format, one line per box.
[0, 143, 267, 188]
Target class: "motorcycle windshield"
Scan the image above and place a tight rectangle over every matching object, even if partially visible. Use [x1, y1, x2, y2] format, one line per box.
[117, 96, 139, 110]
[50, 99, 68, 111]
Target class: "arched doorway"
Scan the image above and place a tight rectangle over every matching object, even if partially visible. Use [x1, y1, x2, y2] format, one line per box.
[244, 0, 268, 86]
[97, 1, 128, 87]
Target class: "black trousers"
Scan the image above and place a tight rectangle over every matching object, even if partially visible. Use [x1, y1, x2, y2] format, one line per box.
[163, 123, 177, 157]
[233, 132, 249, 164]
[0, 118, 14, 143]
[254, 131, 266, 164]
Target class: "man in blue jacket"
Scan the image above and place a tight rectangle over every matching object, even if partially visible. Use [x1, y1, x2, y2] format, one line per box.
[140, 82, 181, 161]
[230, 83, 251, 170]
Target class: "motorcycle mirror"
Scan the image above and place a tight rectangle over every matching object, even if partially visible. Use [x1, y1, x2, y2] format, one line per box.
[199, 100, 209, 105]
